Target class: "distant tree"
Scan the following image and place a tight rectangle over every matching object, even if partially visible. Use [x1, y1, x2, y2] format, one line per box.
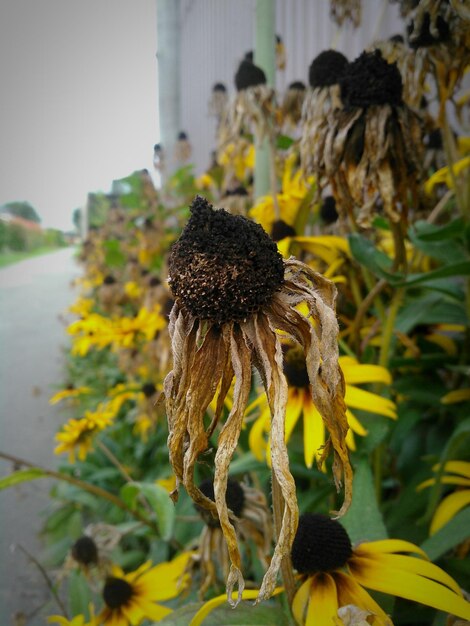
[72, 208, 82, 232]
[1, 201, 41, 223]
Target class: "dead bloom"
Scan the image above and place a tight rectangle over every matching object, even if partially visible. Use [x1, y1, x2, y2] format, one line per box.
[164, 196, 351, 604]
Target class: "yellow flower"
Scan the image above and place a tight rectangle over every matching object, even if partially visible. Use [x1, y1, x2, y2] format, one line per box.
[290, 514, 470, 626]
[54, 405, 114, 462]
[96, 553, 192, 626]
[133, 413, 153, 441]
[249, 153, 313, 234]
[195, 173, 216, 190]
[156, 475, 177, 493]
[48, 614, 94, 626]
[124, 281, 143, 299]
[50, 386, 92, 405]
[218, 142, 255, 181]
[417, 461, 470, 535]
[68, 307, 166, 356]
[249, 352, 396, 468]
[68, 298, 94, 316]
[424, 155, 470, 195]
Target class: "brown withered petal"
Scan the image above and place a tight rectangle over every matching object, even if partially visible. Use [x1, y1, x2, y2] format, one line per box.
[164, 198, 351, 605]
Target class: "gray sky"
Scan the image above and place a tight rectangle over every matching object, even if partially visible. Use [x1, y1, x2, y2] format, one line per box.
[0, 0, 159, 231]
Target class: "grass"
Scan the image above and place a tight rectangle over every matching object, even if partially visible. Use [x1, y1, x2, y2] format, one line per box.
[0, 246, 70, 269]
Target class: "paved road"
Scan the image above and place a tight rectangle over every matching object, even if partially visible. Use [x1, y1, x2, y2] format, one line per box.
[0, 248, 80, 625]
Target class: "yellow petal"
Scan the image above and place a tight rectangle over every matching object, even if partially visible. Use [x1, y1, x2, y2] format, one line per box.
[292, 578, 312, 625]
[339, 357, 392, 385]
[417, 476, 470, 491]
[189, 587, 283, 626]
[439, 461, 470, 477]
[285, 389, 304, 443]
[349, 556, 470, 620]
[306, 573, 338, 626]
[430, 490, 470, 535]
[346, 409, 368, 437]
[334, 571, 390, 623]
[303, 395, 325, 468]
[354, 539, 428, 560]
[345, 385, 397, 419]
[249, 412, 269, 463]
[345, 427, 356, 451]
[441, 389, 470, 405]
[425, 333, 457, 356]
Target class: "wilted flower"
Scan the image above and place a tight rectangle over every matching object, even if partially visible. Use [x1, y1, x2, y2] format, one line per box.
[174, 131, 192, 163]
[190, 478, 273, 597]
[323, 50, 424, 227]
[280, 81, 306, 131]
[300, 50, 349, 186]
[208, 82, 228, 118]
[164, 196, 351, 603]
[329, 0, 361, 27]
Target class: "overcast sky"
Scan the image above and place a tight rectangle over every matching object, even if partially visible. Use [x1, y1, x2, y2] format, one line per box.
[0, 0, 159, 231]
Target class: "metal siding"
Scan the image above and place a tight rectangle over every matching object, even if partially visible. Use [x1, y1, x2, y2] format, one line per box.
[178, 0, 403, 175]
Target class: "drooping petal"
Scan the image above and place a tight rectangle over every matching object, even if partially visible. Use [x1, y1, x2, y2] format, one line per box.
[345, 385, 397, 419]
[436, 461, 470, 478]
[303, 395, 325, 468]
[417, 476, 470, 491]
[354, 539, 428, 559]
[305, 573, 339, 626]
[349, 556, 470, 620]
[138, 552, 193, 600]
[285, 388, 304, 443]
[346, 408, 368, 437]
[441, 388, 470, 404]
[430, 490, 470, 535]
[334, 571, 391, 624]
[339, 357, 392, 385]
[292, 578, 312, 625]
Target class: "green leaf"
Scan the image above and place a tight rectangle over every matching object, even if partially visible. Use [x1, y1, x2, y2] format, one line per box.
[340, 458, 388, 543]
[0, 468, 46, 490]
[397, 261, 470, 287]
[348, 233, 394, 279]
[68, 569, 92, 616]
[276, 134, 295, 150]
[420, 507, 470, 560]
[103, 239, 126, 268]
[121, 482, 175, 540]
[411, 218, 466, 242]
[157, 599, 291, 626]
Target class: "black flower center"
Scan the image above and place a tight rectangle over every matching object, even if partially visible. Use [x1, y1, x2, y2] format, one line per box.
[103, 275, 116, 285]
[408, 12, 450, 48]
[309, 50, 349, 88]
[195, 479, 246, 527]
[212, 82, 227, 93]
[340, 50, 403, 108]
[103, 577, 134, 609]
[168, 196, 284, 324]
[235, 60, 267, 91]
[283, 346, 309, 388]
[291, 513, 352, 574]
[271, 219, 296, 242]
[141, 382, 156, 398]
[71, 536, 98, 566]
[320, 196, 339, 225]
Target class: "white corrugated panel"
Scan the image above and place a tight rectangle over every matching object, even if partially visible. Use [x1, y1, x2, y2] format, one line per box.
[178, 0, 403, 175]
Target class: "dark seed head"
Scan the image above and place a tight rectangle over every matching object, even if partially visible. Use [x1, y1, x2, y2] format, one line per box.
[271, 219, 296, 242]
[103, 577, 134, 609]
[103, 275, 116, 285]
[71, 536, 98, 566]
[162, 296, 175, 319]
[154, 143, 162, 152]
[141, 382, 156, 398]
[408, 13, 450, 48]
[308, 50, 349, 88]
[340, 50, 403, 108]
[283, 345, 310, 388]
[177, 131, 188, 141]
[389, 34, 405, 44]
[244, 50, 254, 63]
[168, 196, 284, 324]
[426, 128, 443, 150]
[212, 82, 227, 93]
[291, 513, 353, 574]
[225, 185, 249, 197]
[195, 479, 246, 527]
[288, 81, 306, 91]
[149, 275, 161, 287]
[320, 196, 339, 225]
[235, 60, 267, 91]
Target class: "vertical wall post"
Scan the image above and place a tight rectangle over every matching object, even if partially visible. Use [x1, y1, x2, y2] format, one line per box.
[254, 0, 275, 201]
[156, 0, 181, 183]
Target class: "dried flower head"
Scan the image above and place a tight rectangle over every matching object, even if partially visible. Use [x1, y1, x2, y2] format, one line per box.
[165, 196, 351, 604]
[174, 131, 192, 163]
[190, 478, 273, 597]
[280, 81, 306, 130]
[300, 50, 349, 187]
[209, 82, 229, 118]
[323, 50, 424, 227]
[330, 0, 362, 27]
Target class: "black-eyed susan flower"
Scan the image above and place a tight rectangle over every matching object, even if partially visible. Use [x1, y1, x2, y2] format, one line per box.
[96, 553, 192, 626]
[165, 196, 351, 603]
[49, 385, 92, 405]
[190, 478, 273, 597]
[249, 348, 396, 468]
[54, 405, 114, 462]
[323, 50, 424, 228]
[417, 461, 470, 535]
[291, 513, 470, 625]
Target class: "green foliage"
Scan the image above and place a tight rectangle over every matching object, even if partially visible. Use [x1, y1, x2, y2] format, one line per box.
[1, 200, 41, 223]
